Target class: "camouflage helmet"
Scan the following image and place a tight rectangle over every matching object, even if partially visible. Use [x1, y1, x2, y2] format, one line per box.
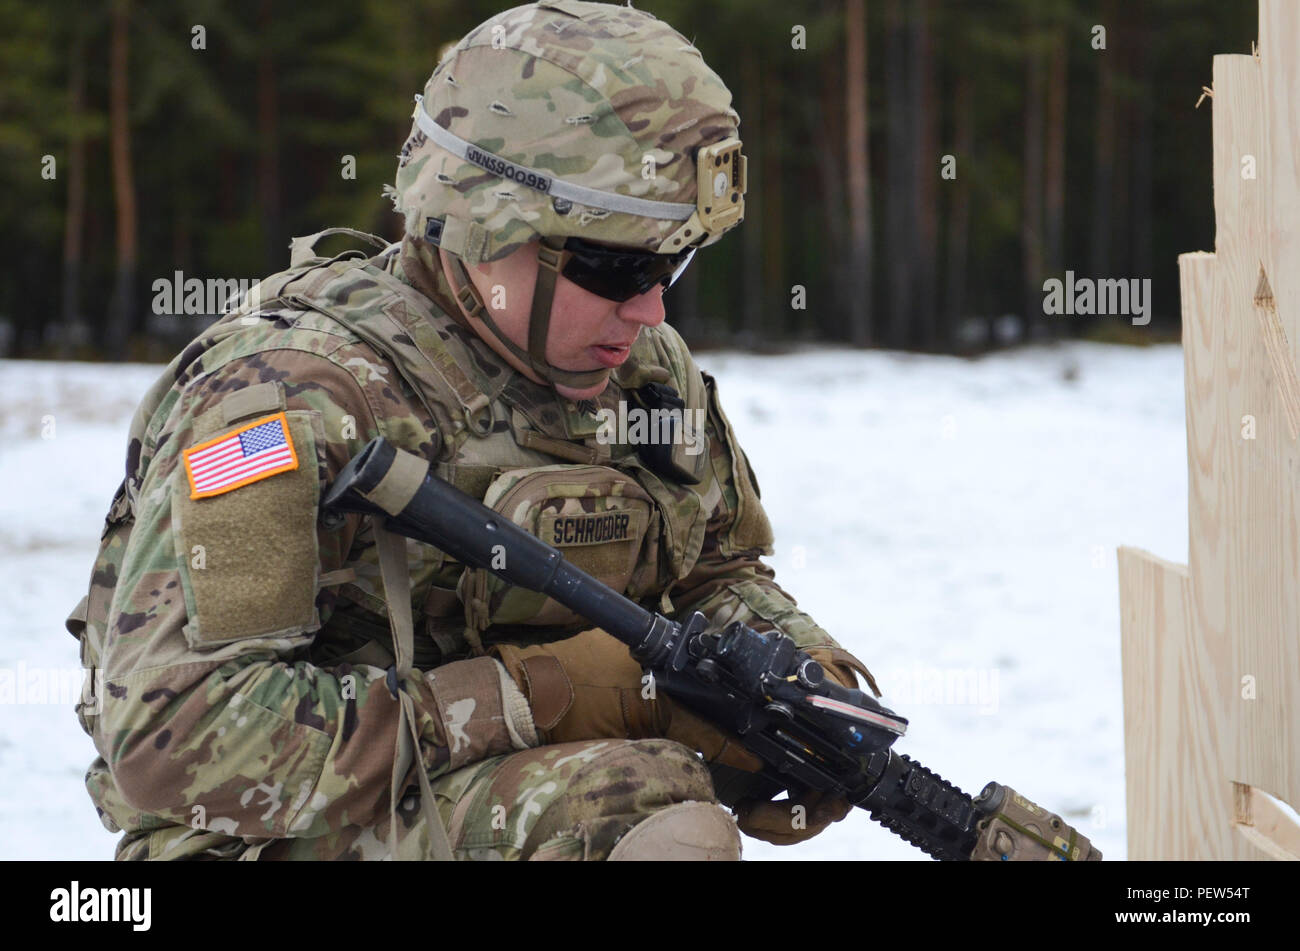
[388, 0, 747, 389]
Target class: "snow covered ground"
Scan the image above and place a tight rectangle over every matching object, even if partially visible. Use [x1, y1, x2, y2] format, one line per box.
[0, 341, 1190, 861]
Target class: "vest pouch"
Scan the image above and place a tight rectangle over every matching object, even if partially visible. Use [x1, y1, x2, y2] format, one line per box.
[458, 465, 660, 637]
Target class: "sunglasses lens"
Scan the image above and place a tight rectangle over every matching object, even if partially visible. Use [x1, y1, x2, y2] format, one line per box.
[665, 247, 696, 289]
[561, 239, 696, 302]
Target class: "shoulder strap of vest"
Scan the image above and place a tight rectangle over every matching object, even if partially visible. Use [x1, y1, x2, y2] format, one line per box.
[267, 252, 506, 445]
[288, 228, 392, 268]
[120, 231, 474, 511]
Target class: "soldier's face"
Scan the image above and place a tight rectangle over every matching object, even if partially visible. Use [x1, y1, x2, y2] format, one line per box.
[443, 242, 667, 401]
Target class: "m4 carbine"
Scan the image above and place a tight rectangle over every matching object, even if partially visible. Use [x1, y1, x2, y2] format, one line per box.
[324, 437, 1101, 862]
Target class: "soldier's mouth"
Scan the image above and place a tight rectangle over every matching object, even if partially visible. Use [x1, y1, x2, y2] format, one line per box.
[590, 344, 632, 367]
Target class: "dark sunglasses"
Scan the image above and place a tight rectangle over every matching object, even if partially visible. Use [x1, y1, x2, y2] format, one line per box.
[559, 237, 696, 302]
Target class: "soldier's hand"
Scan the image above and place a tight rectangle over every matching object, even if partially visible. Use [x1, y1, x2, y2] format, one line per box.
[726, 646, 862, 844]
[802, 646, 877, 695]
[490, 628, 762, 772]
[733, 788, 852, 846]
[660, 700, 762, 772]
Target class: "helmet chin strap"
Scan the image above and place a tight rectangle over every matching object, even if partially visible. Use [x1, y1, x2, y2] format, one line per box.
[445, 234, 611, 392]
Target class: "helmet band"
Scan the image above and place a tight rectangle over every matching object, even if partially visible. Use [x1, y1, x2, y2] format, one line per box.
[413, 94, 696, 222]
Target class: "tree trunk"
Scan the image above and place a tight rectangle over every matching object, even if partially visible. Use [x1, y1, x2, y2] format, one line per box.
[884, 0, 913, 349]
[762, 65, 785, 344]
[107, 0, 137, 360]
[911, 0, 938, 350]
[1111, 53, 1132, 280]
[1043, 25, 1068, 341]
[740, 43, 763, 344]
[1132, 108, 1153, 295]
[258, 0, 282, 274]
[1090, 0, 1118, 281]
[1022, 25, 1046, 337]
[812, 50, 850, 339]
[1131, 18, 1154, 302]
[845, 0, 872, 346]
[60, 24, 88, 357]
[944, 71, 973, 350]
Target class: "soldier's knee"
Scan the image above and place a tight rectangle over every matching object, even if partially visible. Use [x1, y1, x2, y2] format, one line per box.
[607, 800, 741, 860]
[524, 738, 724, 860]
[566, 737, 716, 814]
[571, 740, 740, 860]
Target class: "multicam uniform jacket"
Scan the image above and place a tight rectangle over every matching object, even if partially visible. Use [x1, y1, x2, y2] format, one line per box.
[68, 233, 878, 859]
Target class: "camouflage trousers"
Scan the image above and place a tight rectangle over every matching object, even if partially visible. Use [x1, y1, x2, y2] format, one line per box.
[425, 736, 728, 861]
[117, 736, 728, 860]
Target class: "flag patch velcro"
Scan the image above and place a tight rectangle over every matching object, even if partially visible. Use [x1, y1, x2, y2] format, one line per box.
[183, 412, 299, 499]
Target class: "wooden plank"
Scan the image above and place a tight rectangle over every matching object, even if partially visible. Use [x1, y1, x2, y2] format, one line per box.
[1260, 1, 1300, 320]
[1200, 50, 1300, 820]
[1232, 782, 1300, 860]
[1181, 244, 1241, 832]
[1251, 270, 1300, 441]
[1119, 546, 1244, 858]
[1187, 62, 1259, 733]
[1242, 0, 1300, 810]
[1119, 4, 1300, 859]
[1118, 545, 1188, 859]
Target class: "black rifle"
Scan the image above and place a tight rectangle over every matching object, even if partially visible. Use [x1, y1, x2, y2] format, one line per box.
[324, 437, 1100, 861]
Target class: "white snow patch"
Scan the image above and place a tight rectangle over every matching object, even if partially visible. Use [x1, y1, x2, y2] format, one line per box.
[0, 344, 1189, 860]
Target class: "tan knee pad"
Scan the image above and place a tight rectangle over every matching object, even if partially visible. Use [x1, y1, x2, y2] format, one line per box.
[607, 800, 742, 861]
[523, 739, 724, 860]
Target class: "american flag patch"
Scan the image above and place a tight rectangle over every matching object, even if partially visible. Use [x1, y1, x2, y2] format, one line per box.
[183, 412, 299, 499]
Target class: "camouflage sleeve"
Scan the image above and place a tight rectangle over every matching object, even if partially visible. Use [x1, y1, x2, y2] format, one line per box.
[94, 343, 453, 840]
[665, 370, 882, 698]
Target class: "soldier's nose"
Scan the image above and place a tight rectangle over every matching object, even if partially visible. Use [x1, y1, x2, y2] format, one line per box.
[616, 284, 666, 328]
